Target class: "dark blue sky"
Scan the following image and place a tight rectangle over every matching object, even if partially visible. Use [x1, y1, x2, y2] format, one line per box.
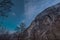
[0, 0, 60, 32]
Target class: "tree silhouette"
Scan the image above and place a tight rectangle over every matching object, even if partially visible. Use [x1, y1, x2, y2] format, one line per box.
[0, 0, 13, 33]
[0, 0, 13, 17]
[16, 22, 26, 33]
[15, 22, 26, 40]
[0, 0, 14, 40]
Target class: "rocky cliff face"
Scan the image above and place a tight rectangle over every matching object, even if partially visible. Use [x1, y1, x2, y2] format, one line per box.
[23, 3, 60, 40]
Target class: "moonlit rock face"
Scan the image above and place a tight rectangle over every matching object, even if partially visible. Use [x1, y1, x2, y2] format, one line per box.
[24, 0, 60, 27]
[22, 3, 60, 40]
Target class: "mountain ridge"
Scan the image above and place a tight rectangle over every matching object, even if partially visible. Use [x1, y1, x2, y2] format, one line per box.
[22, 3, 60, 40]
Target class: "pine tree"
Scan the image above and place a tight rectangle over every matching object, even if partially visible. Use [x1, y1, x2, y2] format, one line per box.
[16, 22, 26, 33]
[0, 0, 13, 34]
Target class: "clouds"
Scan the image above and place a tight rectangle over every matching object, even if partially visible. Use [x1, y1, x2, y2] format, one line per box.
[24, 0, 60, 27]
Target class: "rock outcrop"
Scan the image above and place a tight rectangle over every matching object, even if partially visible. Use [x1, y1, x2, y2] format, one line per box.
[23, 3, 60, 40]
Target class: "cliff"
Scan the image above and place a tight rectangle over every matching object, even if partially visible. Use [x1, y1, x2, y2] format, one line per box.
[22, 3, 60, 40]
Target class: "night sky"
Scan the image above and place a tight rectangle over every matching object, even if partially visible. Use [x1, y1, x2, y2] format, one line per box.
[1, 0, 60, 32]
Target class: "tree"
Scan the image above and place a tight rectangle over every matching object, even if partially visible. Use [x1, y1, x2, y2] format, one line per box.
[0, 0, 13, 33]
[15, 22, 26, 40]
[16, 22, 26, 33]
[0, 0, 14, 40]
